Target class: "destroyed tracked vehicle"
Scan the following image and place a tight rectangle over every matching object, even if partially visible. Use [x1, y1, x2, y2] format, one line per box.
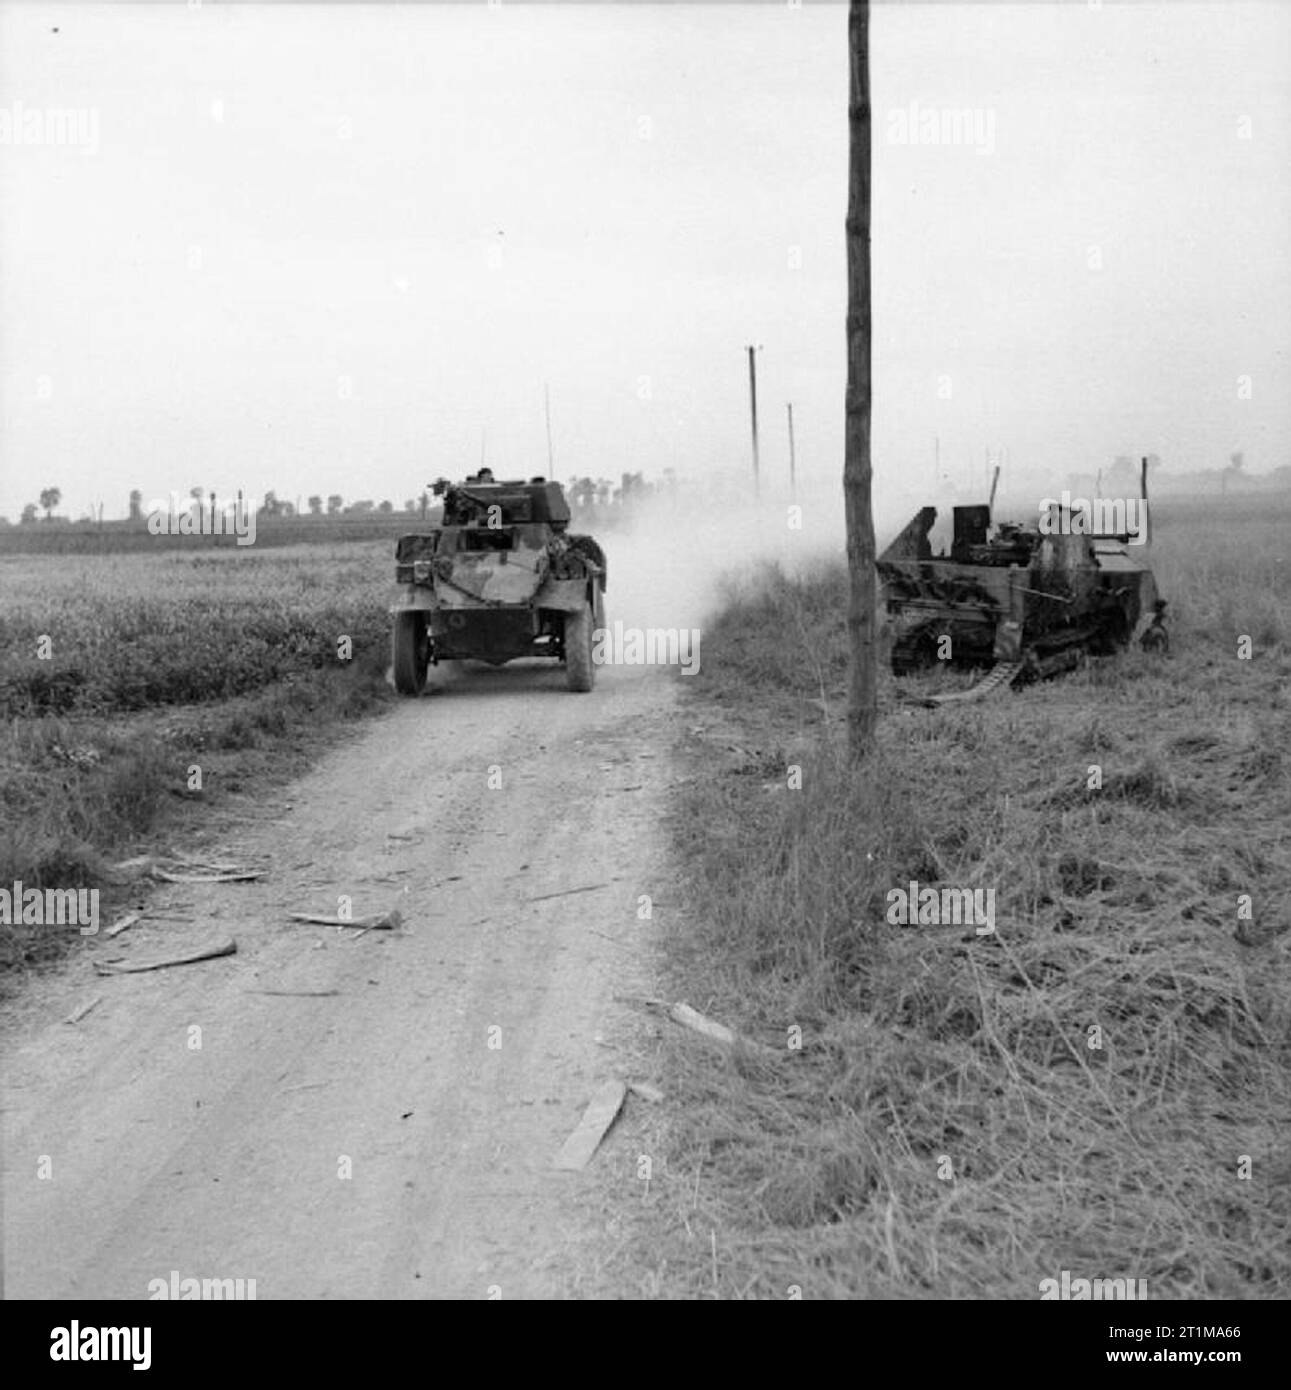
[878, 481, 1164, 694]
[390, 476, 605, 696]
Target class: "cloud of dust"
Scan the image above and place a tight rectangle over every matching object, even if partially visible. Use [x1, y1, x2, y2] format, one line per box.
[581, 474, 922, 640]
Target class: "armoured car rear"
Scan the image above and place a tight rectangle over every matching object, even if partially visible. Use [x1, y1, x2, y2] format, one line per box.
[390, 476, 606, 696]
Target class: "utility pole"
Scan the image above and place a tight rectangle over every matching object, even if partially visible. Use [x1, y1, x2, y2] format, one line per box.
[1140, 456, 1151, 545]
[544, 383, 554, 475]
[745, 344, 761, 497]
[844, 0, 876, 757]
[787, 402, 797, 494]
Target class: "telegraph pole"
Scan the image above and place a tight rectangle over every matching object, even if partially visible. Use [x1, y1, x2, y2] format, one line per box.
[844, 0, 876, 757]
[745, 344, 761, 497]
[544, 383, 555, 475]
[787, 402, 797, 493]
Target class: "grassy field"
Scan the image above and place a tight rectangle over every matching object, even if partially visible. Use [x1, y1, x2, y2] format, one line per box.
[0, 515, 421, 555]
[0, 543, 395, 987]
[0, 547, 394, 717]
[625, 495, 1291, 1298]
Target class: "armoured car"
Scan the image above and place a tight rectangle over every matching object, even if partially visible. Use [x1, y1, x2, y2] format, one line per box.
[390, 477, 606, 696]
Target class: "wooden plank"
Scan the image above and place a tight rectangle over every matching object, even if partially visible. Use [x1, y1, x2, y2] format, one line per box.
[667, 1002, 779, 1056]
[64, 995, 104, 1024]
[154, 869, 262, 884]
[553, 1079, 627, 1171]
[287, 910, 402, 930]
[104, 912, 142, 939]
[94, 937, 236, 975]
[525, 883, 610, 904]
[669, 1002, 738, 1045]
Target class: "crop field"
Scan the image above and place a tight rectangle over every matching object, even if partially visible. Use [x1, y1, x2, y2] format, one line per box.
[0, 542, 395, 977]
[0, 515, 419, 556]
[0, 545, 392, 718]
[624, 495, 1291, 1299]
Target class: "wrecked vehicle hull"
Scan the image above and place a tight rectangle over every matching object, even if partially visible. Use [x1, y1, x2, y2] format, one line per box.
[878, 492, 1163, 688]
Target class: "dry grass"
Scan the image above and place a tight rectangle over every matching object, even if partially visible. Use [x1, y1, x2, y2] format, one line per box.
[627, 494, 1291, 1299]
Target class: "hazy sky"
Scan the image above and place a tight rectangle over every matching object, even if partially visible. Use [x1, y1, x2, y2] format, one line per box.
[1, 1, 1288, 521]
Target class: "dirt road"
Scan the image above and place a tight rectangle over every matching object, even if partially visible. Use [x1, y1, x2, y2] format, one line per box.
[3, 660, 673, 1299]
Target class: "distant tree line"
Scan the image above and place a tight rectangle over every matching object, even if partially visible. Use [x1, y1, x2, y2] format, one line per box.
[4, 469, 688, 526]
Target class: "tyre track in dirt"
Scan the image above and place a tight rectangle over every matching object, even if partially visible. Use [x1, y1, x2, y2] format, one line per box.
[3, 660, 671, 1299]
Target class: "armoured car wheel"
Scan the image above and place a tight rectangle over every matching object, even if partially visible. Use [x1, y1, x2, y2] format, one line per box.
[392, 612, 429, 696]
[567, 534, 607, 591]
[565, 601, 595, 692]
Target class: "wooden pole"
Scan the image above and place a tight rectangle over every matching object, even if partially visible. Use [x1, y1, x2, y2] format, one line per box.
[745, 345, 761, 497]
[1140, 456, 1151, 545]
[787, 402, 797, 493]
[545, 383, 555, 475]
[844, 0, 876, 757]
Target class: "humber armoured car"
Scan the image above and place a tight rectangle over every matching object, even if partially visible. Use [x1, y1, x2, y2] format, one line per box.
[877, 487, 1165, 688]
[390, 476, 606, 696]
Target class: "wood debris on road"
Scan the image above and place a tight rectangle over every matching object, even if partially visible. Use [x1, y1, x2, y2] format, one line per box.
[247, 988, 341, 998]
[525, 883, 611, 904]
[154, 869, 263, 884]
[553, 1079, 627, 1170]
[668, 1002, 739, 1045]
[64, 995, 104, 1024]
[287, 910, 403, 931]
[109, 855, 264, 885]
[615, 994, 779, 1055]
[104, 912, 142, 939]
[93, 937, 237, 975]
